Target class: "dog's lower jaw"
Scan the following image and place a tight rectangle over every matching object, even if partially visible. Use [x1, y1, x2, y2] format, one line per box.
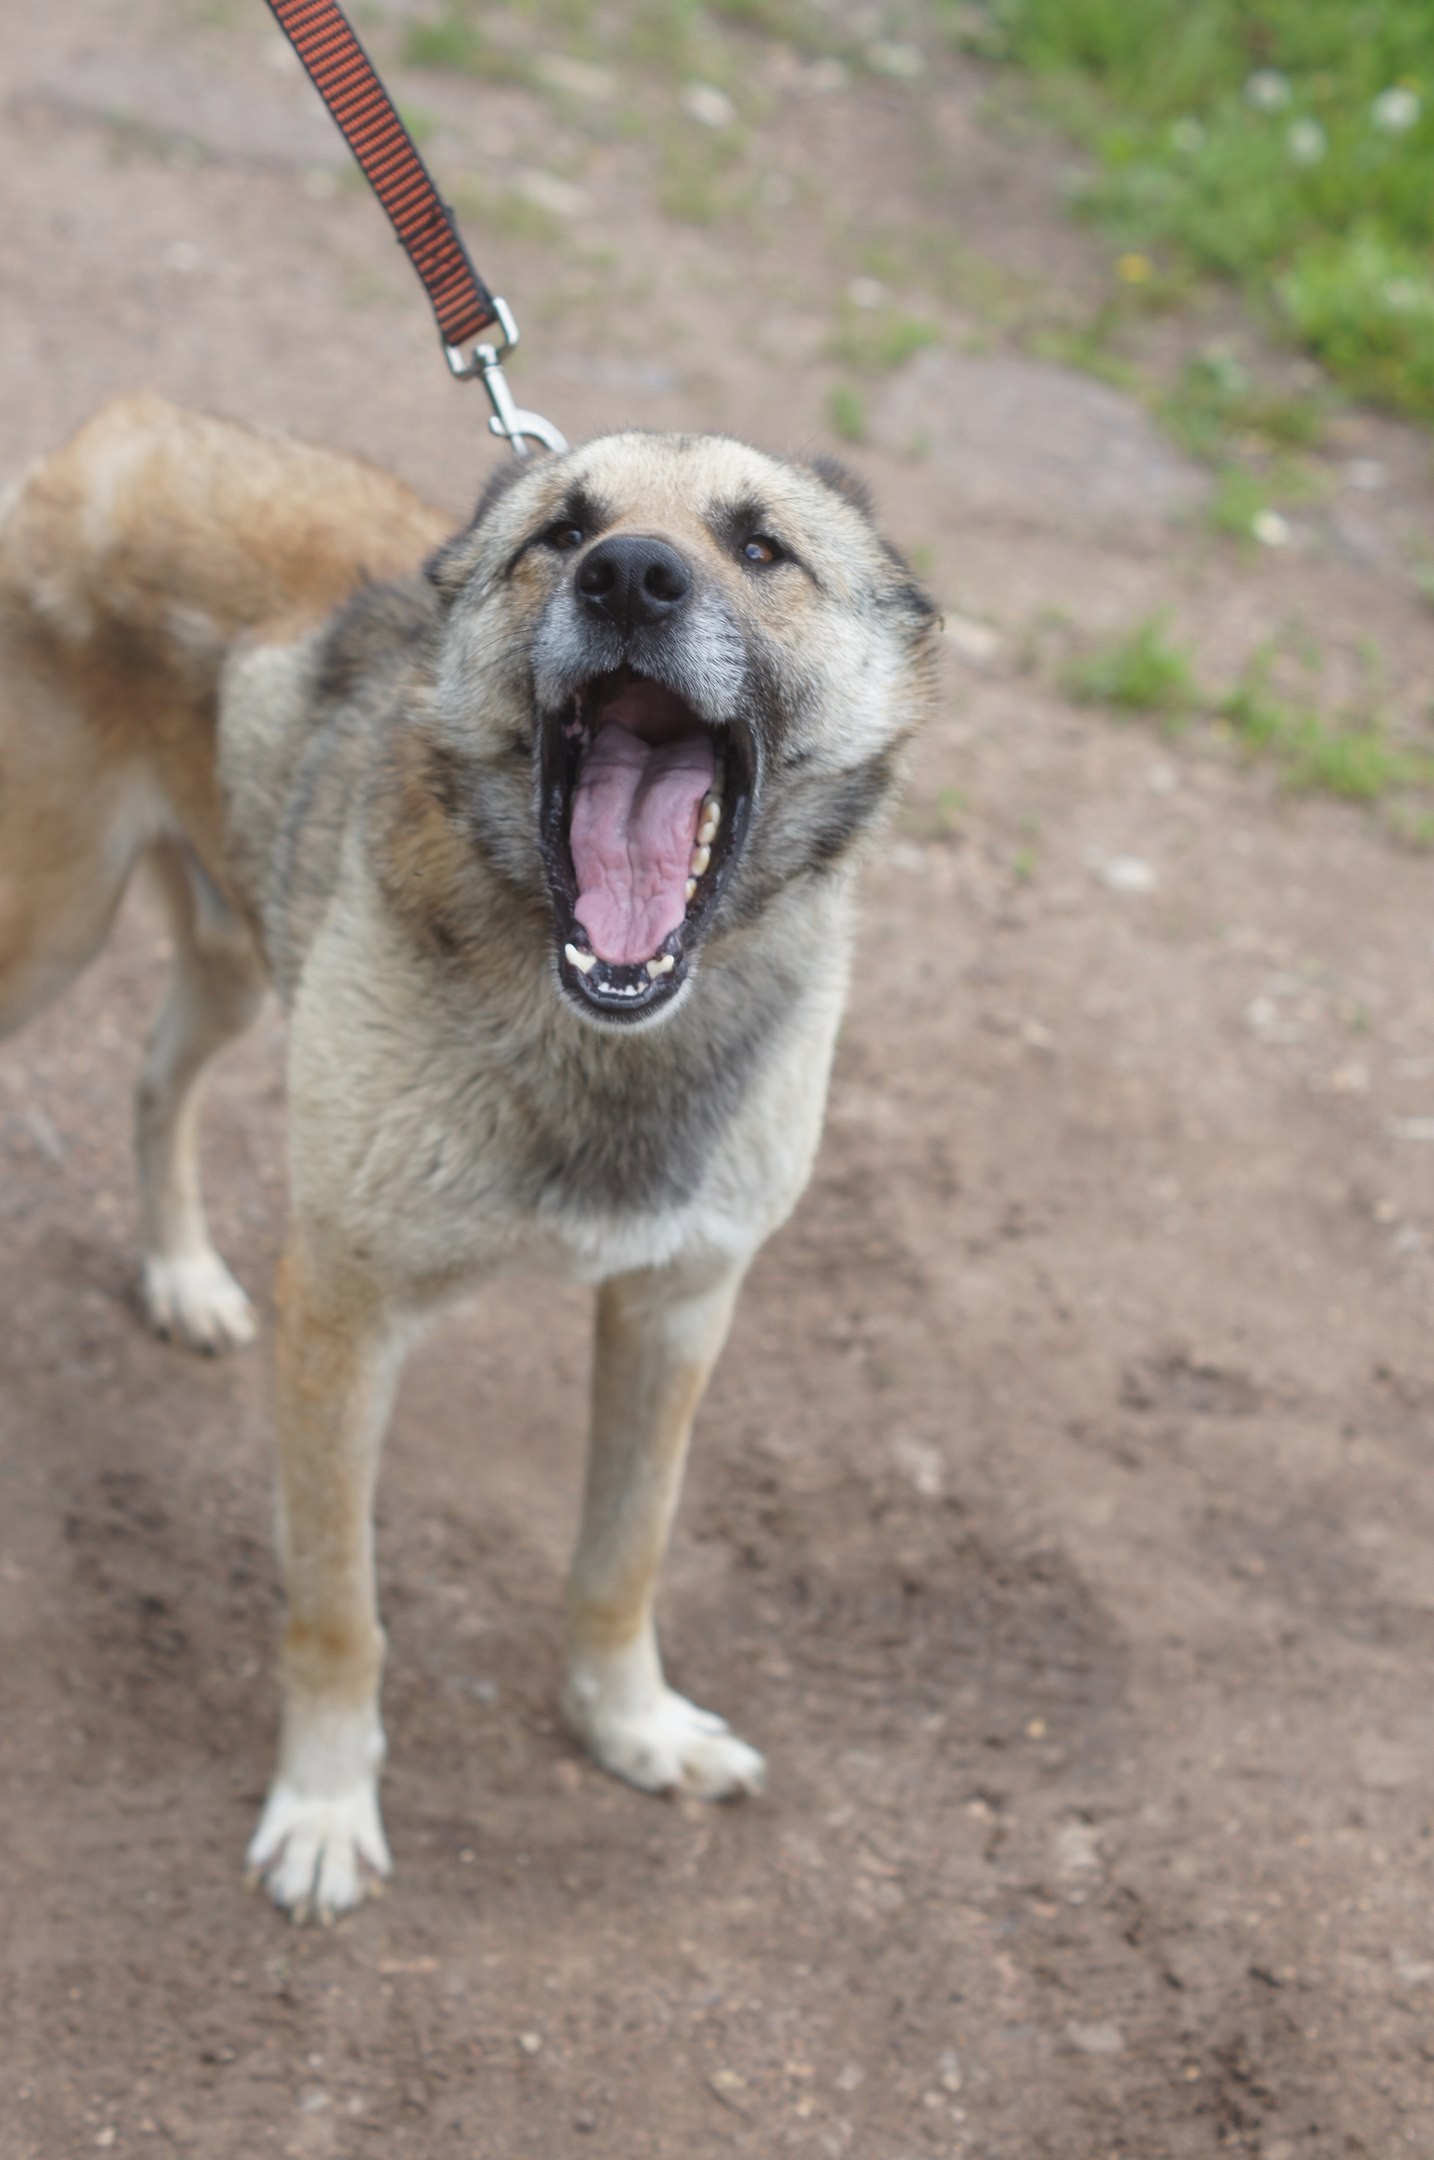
[561, 1631, 766, 1800]
[246, 1703, 390, 1922]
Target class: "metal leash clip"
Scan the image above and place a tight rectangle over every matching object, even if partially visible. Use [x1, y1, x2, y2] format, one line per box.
[445, 297, 569, 459]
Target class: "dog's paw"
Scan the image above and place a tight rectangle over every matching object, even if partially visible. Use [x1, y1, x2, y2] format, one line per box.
[142, 1250, 257, 1353]
[246, 1778, 391, 1924]
[564, 1677, 766, 1800]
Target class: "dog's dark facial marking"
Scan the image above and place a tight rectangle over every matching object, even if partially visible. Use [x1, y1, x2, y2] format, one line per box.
[424, 463, 528, 599]
[315, 579, 436, 705]
[473, 460, 528, 526]
[876, 541, 942, 641]
[703, 497, 807, 583]
[804, 455, 876, 521]
[528, 483, 613, 565]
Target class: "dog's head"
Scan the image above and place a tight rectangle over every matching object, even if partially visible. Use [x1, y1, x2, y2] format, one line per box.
[424, 432, 938, 1027]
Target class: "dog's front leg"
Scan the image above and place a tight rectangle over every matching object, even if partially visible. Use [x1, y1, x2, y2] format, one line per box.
[247, 1237, 407, 1921]
[562, 1261, 765, 1799]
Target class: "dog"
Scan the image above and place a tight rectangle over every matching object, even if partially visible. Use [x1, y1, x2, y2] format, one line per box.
[0, 394, 938, 1919]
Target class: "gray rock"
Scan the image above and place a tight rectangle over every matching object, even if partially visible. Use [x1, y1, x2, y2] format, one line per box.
[872, 349, 1208, 537]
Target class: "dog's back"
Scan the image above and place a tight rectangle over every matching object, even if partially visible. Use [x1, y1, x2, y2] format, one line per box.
[0, 394, 445, 1031]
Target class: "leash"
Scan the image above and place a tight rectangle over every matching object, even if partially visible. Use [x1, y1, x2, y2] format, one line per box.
[262, 0, 567, 457]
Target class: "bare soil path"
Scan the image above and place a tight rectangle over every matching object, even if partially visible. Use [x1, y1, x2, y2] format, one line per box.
[2, 7, 1433, 2156]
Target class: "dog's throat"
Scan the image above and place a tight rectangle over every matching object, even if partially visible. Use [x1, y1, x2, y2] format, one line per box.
[569, 721, 716, 966]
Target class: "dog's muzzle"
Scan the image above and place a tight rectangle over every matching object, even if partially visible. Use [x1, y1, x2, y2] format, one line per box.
[575, 535, 693, 634]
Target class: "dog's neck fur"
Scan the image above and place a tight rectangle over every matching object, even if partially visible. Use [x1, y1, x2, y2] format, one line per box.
[221, 602, 857, 1222]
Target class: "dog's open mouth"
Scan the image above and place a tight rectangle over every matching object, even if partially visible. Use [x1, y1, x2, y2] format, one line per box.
[540, 668, 752, 1019]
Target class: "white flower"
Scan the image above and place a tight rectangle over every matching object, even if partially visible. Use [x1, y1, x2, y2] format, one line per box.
[1382, 275, 1433, 315]
[1253, 510, 1291, 548]
[681, 82, 736, 130]
[1287, 117, 1327, 166]
[1372, 86, 1422, 133]
[1169, 117, 1205, 155]
[1245, 69, 1292, 112]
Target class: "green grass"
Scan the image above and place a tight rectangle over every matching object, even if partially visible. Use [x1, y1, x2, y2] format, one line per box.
[1217, 653, 1430, 799]
[1206, 464, 1278, 541]
[987, 0, 1434, 422]
[828, 304, 944, 373]
[825, 382, 869, 444]
[1159, 348, 1330, 460]
[1064, 612, 1197, 720]
[655, 127, 748, 226]
[401, 13, 538, 84]
[1067, 621, 1434, 817]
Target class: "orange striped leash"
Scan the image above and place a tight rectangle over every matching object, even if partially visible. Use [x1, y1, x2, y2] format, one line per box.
[264, 0, 567, 455]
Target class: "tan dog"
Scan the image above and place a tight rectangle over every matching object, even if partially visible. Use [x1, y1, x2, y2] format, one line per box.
[0, 395, 938, 1919]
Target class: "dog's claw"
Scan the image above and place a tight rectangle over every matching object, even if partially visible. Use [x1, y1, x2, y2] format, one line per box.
[246, 1777, 392, 1922]
[563, 1678, 767, 1800]
[142, 1250, 257, 1353]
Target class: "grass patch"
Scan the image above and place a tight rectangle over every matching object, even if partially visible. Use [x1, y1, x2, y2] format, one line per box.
[828, 304, 943, 373]
[825, 382, 869, 444]
[1159, 348, 1331, 461]
[1067, 620, 1434, 819]
[1215, 648, 1431, 801]
[1206, 464, 1278, 541]
[401, 13, 540, 85]
[1064, 612, 1197, 720]
[987, 0, 1434, 423]
[654, 125, 748, 226]
[450, 176, 565, 251]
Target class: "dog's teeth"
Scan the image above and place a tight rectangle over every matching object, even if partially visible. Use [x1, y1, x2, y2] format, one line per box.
[685, 878, 697, 903]
[690, 843, 711, 878]
[646, 954, 676, 978]
[696, 799, 721, 846]
[564, 942, 596, 976]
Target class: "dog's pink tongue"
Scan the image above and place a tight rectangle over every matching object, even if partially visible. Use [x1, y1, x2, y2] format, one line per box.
[571, 721, 714, 965]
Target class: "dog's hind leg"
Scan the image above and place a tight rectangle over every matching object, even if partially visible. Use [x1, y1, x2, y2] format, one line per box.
[0, 666, 158, 1041]
[135, 841, 266, 1352]
[561, 1261, 767, 1799]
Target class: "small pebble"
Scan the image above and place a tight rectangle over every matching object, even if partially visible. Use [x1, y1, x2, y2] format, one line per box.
[682, 83, 736, 130]
[536, 54, 615, 102]
[1100, 856, 1158, 894]
[942, 614, 1001, 666]
[1066, 2020, 1125, 2055]
[515, 170, 589, 220]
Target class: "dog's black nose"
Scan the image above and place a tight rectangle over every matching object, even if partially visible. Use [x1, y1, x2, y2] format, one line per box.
[576, 535, 692, 630]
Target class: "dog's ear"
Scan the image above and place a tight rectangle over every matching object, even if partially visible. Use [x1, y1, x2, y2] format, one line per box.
[425, 461, 528, 600]
[805, 455, 876, 522]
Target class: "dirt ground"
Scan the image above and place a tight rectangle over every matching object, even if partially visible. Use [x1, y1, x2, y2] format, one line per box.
[4, 5, 1434, 2156]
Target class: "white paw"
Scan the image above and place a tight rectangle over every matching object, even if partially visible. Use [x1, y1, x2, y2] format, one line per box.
[564, 1676, 766, 1799]
[143, 1249, 257, 1353]
[246, 1777, 391, 1923]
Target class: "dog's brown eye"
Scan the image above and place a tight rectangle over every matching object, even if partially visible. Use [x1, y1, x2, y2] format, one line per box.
[547, 524, 585, 552]
[742, 535, 781, 566]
